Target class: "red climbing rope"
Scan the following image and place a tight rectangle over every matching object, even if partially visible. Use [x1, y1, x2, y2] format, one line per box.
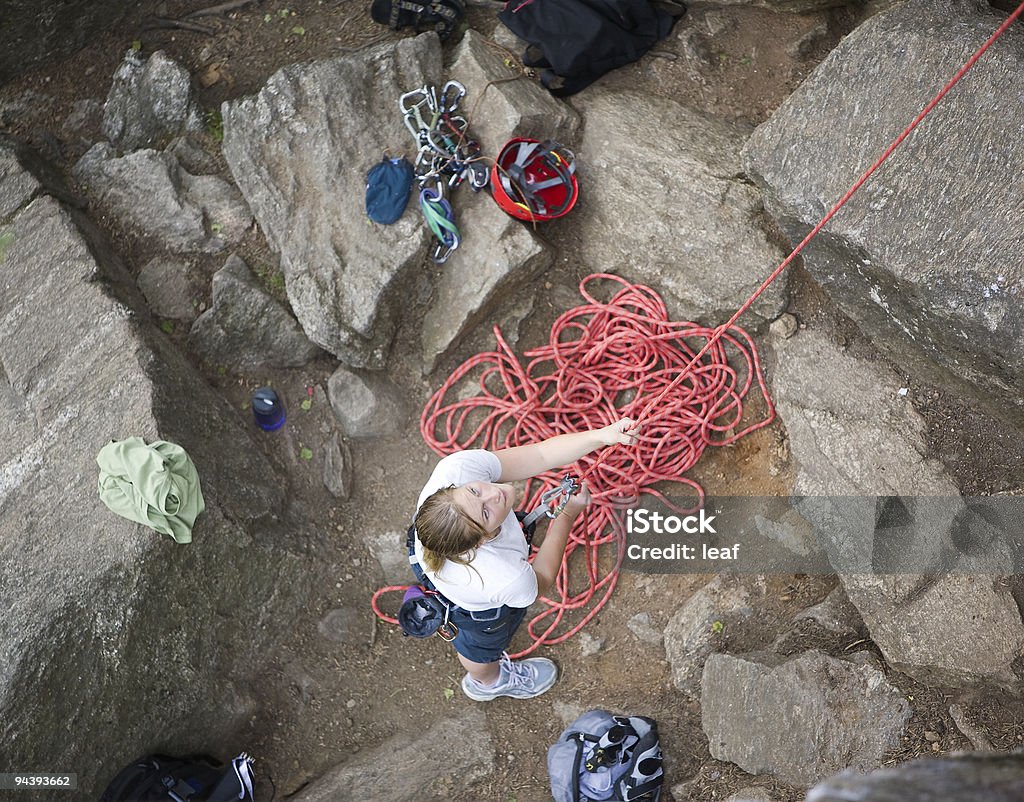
[369, 275, 773, 641]
[409, 274, 775, 655]
[372, 0, 1024, 652]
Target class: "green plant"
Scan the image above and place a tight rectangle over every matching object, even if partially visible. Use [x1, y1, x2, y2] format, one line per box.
[711, 620, 724, 634]
[253, 263, 286, 294]
[160, 320, 175, 335]
[300, 446, 313, 460]
[291, 25, 306, 35]
[0, 230, 14, 263]
[205, 108, 224, 143]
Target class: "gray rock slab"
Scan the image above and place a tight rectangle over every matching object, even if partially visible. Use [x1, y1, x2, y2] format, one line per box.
[744, 0, 1024, 428]
[840, 573, 1024, 687]
[664, 575, 754, 698]
[167, 135, 220, 175]
[806, 753, 1024, 802]
[287, 708, 494, 801]
[701, 651, 911, 786]
[771, 328, 1024, 685]
[179, 171, 253, 246]
[421, 188, 554, 371]
[367, 530, 411, 586]
[137, 256, 200, 320]
[572, 89, 788, 327]
[103, 49, 203, 151]
[449, 29, 580, 149]
[322, 430, 354, 499]
[327, 365, 407, 438]
[771, 327, 956, 500]
[222, 34, 443, 368]
[0, 162, 307, 798]
[72, 143, 234, 254]
[753, 505, 818, 557]
[0, 139, 42, 218]
[188, 254, 321, 369]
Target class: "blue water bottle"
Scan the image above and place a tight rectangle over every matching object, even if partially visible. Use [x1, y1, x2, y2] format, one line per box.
[251, 387, 286, 431]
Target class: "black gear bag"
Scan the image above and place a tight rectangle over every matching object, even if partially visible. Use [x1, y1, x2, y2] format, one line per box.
[498, 0, 684, 97]
[100, 753, 255, 802]
[370, 0, 466, 40]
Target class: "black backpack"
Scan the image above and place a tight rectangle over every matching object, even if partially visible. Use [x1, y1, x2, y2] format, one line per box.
[370, 0, 466, 40]
[100, 753, 255, 802]
[498, 0, 684, 97]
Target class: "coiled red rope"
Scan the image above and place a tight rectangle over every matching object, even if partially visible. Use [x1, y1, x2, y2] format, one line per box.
[371, 274, 774, 655]
[371, 0, 1024, 654]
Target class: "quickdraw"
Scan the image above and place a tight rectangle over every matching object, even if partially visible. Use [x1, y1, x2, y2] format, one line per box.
[419, 180, 461, 263]
[399, 80, 488, 263]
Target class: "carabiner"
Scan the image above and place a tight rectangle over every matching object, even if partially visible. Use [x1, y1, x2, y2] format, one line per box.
[431, 234, 461, 264]
[438, 80, 466, 113]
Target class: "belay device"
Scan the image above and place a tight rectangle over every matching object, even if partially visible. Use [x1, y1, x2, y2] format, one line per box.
[520, 473, 582, 531]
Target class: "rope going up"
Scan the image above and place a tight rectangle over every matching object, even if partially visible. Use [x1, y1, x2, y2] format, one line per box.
[371, 0, 1024, 654]
[576, 0, 1024, 486]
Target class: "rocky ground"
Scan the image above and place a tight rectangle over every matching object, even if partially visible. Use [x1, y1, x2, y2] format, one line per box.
[4, 1, 1024, 800]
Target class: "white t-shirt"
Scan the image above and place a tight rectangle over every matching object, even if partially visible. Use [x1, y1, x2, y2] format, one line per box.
[413, 450, 538, 611]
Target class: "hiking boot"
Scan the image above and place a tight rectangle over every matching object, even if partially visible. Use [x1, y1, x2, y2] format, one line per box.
[461, 653, 558, 701]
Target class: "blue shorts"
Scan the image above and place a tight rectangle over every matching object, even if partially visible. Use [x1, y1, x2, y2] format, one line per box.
[449, 604, 529, 663]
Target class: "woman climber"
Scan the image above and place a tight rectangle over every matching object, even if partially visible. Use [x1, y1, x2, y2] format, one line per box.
[410, 418, 639, 701]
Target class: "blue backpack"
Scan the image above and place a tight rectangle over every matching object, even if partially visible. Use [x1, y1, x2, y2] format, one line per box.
[365, 157, 414, 225]
[548, 711, 663, 802]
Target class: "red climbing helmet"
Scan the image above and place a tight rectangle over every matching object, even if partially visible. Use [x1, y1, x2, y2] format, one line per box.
[490, 138, 579, 222]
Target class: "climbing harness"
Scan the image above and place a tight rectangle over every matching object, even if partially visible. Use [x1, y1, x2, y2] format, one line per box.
[399, 81, 488, 262]
[373, 0, 1024, 653]
[491, 137, 578, 221]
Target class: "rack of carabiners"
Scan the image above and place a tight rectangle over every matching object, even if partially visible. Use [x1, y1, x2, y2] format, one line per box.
[399, 80, 489, 263]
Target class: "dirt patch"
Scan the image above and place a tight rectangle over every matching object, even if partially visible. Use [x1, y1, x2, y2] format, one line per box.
[3, 2, 1022, 801]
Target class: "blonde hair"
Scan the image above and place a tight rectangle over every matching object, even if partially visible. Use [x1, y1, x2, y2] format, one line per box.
[415, 485, 489, 574]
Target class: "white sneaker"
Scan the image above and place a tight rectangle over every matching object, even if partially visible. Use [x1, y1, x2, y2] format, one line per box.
[461, 652, 559, 701]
